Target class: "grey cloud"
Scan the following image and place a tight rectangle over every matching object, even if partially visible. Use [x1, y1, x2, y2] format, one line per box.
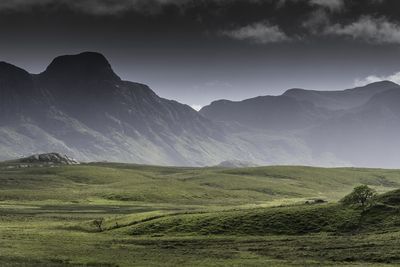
[309, 0, 345, 12]
[0, 0, 190, 15]
[369, 0, 385, 4]
[222, 22, 291, 44]
[302, 9, 331, 34]
[354, 71, 400, 87]
[325, 16, 400, 44]
[276, 0, 345, 11]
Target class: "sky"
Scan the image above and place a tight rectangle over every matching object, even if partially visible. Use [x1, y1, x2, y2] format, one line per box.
[1, 0, 400, 109]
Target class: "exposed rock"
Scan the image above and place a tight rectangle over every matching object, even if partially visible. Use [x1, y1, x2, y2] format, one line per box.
[305, 199, 327, 205]
[19, 153, 80, 165]
[216, 160, 258, 168]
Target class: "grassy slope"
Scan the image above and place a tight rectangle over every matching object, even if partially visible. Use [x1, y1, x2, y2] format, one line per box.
[2, 163, 400, 266]
[122, 195, 400, 236]
[1, 162, 400, 204]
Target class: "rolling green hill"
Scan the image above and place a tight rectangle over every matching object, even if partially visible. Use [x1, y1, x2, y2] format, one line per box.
[1, 162, 400, 205]
[2, 163, 400, 266]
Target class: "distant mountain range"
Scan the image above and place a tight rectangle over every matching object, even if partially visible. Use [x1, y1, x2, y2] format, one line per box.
[1, 52, 399, 167]
[200, 80, 400, 168]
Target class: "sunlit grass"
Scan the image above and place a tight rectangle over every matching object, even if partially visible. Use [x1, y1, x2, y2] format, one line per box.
[1, 163, 400, 266]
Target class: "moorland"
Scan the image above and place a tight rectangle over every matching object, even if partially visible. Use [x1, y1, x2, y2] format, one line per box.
[1, 162, 400, 266]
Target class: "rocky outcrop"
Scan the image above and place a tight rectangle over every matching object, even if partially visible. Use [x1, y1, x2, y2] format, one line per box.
[19, 153, 79, 165]
[216, 160, 258, 168]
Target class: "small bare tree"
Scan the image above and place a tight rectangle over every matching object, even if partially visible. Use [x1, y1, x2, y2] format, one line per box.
[93, 218, 104, 232]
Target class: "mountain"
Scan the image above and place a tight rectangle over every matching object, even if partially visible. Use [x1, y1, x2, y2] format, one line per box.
[0, 52, 312, 166]
[200, 81, 400, 168]
[306, 87, 400, 168]
[0, 62, 41, 124]
[283, 81, 400, 111]
[1, 51, 400, 167]
[0, 52, 226, 165]
[200, 95, 331, 131]
[200, 81, 400, 131]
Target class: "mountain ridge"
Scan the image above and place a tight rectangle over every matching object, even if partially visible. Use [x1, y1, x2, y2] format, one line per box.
[282, 81, 400, 110]
[1, 52, 400, 167]
[1, 52, 272, 166]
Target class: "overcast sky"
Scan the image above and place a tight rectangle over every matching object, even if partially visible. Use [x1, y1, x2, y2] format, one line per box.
[2, 0, 400, 109]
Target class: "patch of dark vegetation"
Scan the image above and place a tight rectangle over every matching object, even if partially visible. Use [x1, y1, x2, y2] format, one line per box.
[85, 262, 119, 267]
[360, 175, 400, 187]
[378, 189, 400, 206]
[126, 187, 400, 237]
[199, 182, 225, 189]
[0, 256, 73, 266]
[102, 193, 146, 202]
[305, 199, 327, 205]
[129, 204, 363, 236]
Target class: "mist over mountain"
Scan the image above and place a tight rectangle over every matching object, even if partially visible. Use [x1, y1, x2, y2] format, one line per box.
[283, 81, 400, 111]
[201, 81, 400, 168]
[1, 52, 399, 167]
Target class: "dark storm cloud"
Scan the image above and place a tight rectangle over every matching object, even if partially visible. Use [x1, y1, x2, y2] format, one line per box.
[2, 0, 400, 108]
[0, 0, 192, 15]
[302, 9, 331, 34]
[2, 0, 399, 48]
[0, 0, 345, 15]
[309, 0, 344, 12]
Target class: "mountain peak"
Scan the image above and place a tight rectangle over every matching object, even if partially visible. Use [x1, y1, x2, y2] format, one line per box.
[42, 52, 121, 82]
[354, 81, 400, 91]
[360, 80, 399, 88]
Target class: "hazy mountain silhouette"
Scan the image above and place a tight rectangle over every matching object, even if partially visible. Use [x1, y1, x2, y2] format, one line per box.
[200, 95, 331, 131]
[283, 81, 400, 111]
[200, 80, 400, 167]
[1, 52, 400, 167]
[305, 87, 400, 168]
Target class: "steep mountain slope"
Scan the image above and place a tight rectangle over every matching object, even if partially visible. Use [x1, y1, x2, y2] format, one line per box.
[0, 52, 317, 166]
[0, 62, 43, 124]
[0, 53, 225, 165]
[2, 52, 400, 167]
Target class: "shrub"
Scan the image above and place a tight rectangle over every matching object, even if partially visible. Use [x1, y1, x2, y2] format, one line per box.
[92, 218, 104, 232]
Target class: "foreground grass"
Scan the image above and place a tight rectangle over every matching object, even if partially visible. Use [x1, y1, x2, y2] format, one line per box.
[2, 214, 400, 266]
[1, 163, 400, 266]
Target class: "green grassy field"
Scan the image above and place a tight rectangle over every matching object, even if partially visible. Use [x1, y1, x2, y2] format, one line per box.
[1, 162, 400, 266]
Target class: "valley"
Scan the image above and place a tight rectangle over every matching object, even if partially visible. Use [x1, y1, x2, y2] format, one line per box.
[1, 162, 400, 266]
